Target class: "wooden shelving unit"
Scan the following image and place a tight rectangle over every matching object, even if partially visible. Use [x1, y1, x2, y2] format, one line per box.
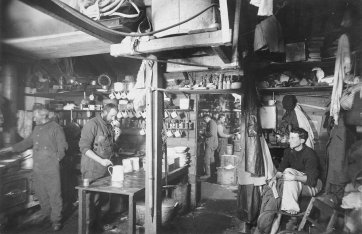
[258, 86, 333, 93]
[163, 88, 242, 95]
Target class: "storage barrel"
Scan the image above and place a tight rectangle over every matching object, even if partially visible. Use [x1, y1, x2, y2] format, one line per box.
[217, 167, 236, 185]
[226, 144, 233, 155]
[220, 155, 237, 167]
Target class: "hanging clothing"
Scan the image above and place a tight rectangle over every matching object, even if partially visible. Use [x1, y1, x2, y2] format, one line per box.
[237, 184, 262, 224]
[294, 104, 315, 149]
[127, 59, 154, 112]
[238, 136, 276, 186]
[330, 34, 351, 125]
[326, 115, 355, 191]
[278, 109, 299, 134]
[250, 0, 273, 16]
[254, 15, 285, 53]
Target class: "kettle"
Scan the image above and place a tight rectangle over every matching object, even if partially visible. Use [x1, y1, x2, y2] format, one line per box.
[108, 165, 124, 182]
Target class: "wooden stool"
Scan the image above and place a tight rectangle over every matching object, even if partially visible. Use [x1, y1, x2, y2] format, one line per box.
[297, 196, 343, 233]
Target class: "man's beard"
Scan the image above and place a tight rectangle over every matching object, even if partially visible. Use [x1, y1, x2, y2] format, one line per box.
[102, 115, 111, 124]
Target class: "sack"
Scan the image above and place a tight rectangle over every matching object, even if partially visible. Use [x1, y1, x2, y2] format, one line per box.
[340, 88, 357, 110]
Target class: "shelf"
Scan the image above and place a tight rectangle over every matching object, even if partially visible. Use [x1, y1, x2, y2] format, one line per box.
[25, 90, 114, 98]
[25, 91, 85, 98]
[165, 109, 193, 112]
[199, 109, 241, 112]
[267, 58, 335, 72]
[54, 109, 101, 112]
[163, 89, 242, 95]
[165, 128, 194, 130]
[258, 86, 333, 93]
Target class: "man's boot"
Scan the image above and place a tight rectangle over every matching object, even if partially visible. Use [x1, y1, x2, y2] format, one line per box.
[200, 166, 211, 180]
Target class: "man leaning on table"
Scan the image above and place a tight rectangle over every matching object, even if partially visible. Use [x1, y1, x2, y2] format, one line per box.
[79, 103, 121, 231]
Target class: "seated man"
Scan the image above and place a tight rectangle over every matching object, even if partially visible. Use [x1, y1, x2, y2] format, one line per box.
[255, 127, 322, 234]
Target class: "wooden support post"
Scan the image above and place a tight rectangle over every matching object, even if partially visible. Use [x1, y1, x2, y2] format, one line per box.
[190, 94, 200, 208]
[152, 58, 163, 231]
[145, 57, 164, 234]
[145, 87, 154, 233]
[231, 0, 242, 66]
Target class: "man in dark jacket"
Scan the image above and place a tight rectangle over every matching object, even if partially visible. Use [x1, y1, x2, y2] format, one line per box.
[0, 106, 68, 231]
[255, 128, 322, 234]
[201, 114, 218, 180]
[78, 103, 120, 230]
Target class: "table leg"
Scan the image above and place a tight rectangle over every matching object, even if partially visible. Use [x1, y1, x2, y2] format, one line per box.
[128, 194, 136, 234]
[78, 189, 85, 234]
[78, 189, 90, 234]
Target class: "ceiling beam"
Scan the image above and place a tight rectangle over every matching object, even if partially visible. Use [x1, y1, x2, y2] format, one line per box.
[2, 31, 111, 59]
[110, 30, 232, 57]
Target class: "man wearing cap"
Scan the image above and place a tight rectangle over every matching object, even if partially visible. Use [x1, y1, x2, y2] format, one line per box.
[0, 105, 68, 231]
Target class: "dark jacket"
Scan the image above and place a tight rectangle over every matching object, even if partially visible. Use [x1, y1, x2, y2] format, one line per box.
[13, 120, 68, 172]
[205, 119, 218, 150]
[79, 115, 115, 181]
[279, 146, 320, 187]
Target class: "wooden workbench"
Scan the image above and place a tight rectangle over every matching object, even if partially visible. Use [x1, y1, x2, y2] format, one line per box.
[75, 167, 188, 234]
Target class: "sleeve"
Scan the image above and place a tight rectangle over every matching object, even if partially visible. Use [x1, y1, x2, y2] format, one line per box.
[217, 124, 229, 138]
[204, 123, 212, 138]
[12, 133, 33, 153]
[55, 126, 68, 161]
[79, 121, 97, 155]
[278, 149, 291, 172]
[303, 150, 320, 187]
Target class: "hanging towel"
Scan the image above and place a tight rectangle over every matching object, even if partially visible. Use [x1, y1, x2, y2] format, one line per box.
[330, 34, 351, 125]
[250, 0, 273, 16]
[294, 104, 315, 149]
[254, 15, 285, 53]
[127, 60, 154, 111]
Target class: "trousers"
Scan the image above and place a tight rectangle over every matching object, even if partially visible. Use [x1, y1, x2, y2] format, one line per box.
[280, 168, 322, 212]
[204, 144, 216, 176]
[33, 168, 63, 225]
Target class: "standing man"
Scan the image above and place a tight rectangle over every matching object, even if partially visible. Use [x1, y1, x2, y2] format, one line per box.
[79, 103, 120, 230]
[0, 105, 68, 231]
[201, 114, 218, 180]
[216, 114, 233, 164]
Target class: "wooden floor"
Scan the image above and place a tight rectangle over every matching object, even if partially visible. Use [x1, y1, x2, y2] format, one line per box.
[4, 182, 242, 234]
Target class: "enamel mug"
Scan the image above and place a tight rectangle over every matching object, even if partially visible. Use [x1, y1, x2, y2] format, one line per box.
[108, 165, 124, 182]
